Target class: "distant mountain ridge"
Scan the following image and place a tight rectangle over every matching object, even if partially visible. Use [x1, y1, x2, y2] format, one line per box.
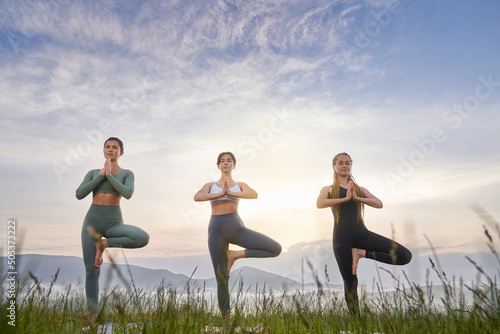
[0, 254, 344, 291]
[1, 254, 190, 288]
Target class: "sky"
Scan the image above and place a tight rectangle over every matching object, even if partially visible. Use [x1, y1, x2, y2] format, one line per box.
[1, 0, 500, 286]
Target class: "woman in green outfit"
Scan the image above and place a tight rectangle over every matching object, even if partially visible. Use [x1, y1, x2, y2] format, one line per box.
[76, 137, 149, 323]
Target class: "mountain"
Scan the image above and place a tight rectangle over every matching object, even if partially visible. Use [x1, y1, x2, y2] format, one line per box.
[210, 266, 344, 291]
[2, 255, 482, 308]
[0, 254, 200, 290]
[109, 243, 500, 290]
[1, 254, 343, 291]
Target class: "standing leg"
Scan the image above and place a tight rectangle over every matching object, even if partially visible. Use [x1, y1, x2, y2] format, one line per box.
[208, 226, 231, 319]
[82, 225, 100, 315]
[333, 239, 359, 316]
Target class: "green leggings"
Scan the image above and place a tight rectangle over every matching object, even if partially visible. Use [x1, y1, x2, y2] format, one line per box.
[81, 204, 149, 314]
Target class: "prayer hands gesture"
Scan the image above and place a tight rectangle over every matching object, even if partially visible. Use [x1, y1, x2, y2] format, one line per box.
[350, 181, 360, 201]
[99, 158, 112, 176]
[222, 177, 230, 195]
[345, 181, 360, 202]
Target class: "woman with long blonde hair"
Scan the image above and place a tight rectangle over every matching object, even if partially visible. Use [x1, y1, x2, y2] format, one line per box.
[317, 152, 411, 315]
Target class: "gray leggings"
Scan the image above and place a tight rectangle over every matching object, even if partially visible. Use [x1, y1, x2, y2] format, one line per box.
[208, 212, 282, 316]
[81, 204, 149, 314]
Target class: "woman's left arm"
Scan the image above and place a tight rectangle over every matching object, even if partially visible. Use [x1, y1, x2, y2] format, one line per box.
[353, 185, 383, 209]
[106, 171, 135, 199]
[228, 182, 258, 199]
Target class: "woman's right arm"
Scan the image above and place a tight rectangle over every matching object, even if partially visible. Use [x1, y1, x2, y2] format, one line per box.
[75, 170, 105, 200]
[316, 186, 350, 209]
[194, 182, 224, 202]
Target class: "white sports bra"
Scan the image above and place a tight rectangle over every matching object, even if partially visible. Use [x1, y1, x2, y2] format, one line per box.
[210, 182, 241, 203]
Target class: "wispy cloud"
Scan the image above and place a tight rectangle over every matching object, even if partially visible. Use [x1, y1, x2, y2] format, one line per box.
[1, 0, 499, 273]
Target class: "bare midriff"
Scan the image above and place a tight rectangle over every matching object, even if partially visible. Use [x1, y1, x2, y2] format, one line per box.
[211, 200, 239, 215]
[92, 193, 121, 206]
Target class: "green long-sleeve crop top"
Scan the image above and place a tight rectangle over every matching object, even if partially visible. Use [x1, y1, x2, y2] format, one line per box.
[75, 169, 134, 200]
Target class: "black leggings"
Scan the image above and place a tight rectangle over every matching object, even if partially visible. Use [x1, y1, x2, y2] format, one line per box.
[333, 224, 412, 315]
[208, 212, 282, 316]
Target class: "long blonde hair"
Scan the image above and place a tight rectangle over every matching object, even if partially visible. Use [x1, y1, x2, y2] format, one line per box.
[331, 153, 364, 224]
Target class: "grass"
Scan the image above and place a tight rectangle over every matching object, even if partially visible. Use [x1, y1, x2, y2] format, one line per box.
[1, 208, 499, 333]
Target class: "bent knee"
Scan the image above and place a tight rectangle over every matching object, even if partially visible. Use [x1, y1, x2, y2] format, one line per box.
[271, 242, 282, 257]
[138, 231, 150, 248]
[398, 248, 412, 265]
[404, 249, 412, 264]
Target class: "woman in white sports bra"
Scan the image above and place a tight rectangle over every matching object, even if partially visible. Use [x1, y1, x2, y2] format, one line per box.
[194, 152, 282, 328]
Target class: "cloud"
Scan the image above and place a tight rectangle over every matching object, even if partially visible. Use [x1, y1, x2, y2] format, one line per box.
[1, 0, 500, 271]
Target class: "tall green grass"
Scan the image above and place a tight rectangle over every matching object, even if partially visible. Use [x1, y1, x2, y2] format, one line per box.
[1, 208, 499, 333]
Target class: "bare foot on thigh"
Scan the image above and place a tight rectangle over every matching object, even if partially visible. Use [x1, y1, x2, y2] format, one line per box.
[226, 250, 245, 278]
[352, 248, 359, 275]
[94, 239, 107, 268]
[352, 248, 366, 275]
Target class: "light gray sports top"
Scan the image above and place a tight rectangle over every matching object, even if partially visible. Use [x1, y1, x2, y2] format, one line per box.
[210, 182, 241, 203]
